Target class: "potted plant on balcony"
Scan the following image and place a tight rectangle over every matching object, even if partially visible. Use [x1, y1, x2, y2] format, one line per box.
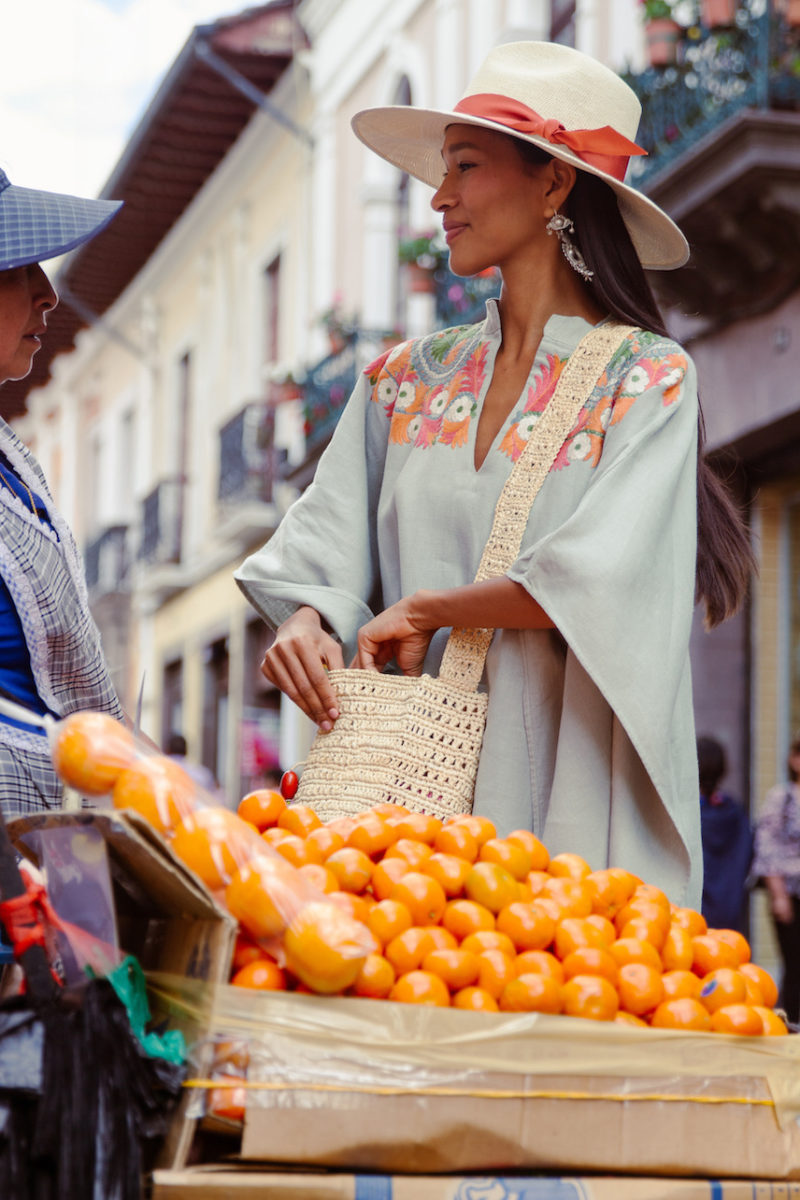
[319, 297, 356, 355]
[399, 230, 448, 294]
[639, 0, 684, 66]
[699, 0, 737, 27]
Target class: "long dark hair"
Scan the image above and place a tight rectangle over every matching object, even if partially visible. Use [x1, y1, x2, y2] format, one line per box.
[513, 139, 754, 629]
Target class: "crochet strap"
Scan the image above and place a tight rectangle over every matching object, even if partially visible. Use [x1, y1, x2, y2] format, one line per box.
[440, 322, 637, 690]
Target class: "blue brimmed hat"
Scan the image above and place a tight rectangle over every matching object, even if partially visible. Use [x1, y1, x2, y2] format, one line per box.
[0, 169, 122, 271]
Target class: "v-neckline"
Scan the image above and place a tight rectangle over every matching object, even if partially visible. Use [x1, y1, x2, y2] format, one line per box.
[471, 308, 598, 475]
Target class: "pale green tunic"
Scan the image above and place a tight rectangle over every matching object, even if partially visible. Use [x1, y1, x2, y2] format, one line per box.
[236, 302, 701, 905]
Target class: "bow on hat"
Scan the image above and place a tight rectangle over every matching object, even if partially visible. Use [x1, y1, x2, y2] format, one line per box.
[454, 93, 647, 182]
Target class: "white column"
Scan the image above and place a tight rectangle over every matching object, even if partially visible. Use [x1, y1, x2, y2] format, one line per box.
[468, 0, 499, 71]
[504, 0, 549, 40]
[279, 694, 316, 774]
[58, 389, 79, 527]
[361, 182, 400, 333]
[226, 607, 246, 807]
[434, 0, 464, 108]
[310, 107, 338, 360]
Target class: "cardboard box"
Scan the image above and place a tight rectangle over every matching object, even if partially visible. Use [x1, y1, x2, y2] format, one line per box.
[8, 808, 238, 1169]
[150, 1166, 800, 1199]
[147, 979, 800, 1181]
[8, 808, 235, 985]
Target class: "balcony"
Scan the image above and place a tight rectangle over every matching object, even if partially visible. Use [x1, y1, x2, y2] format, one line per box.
[215, 400, 279, 547]
[301, 337, 359, 461]
[84, 524, 130, 599]
[625, 3, 800, 322]
[218, 401, 274, 505]
[138, 477, 183, 566]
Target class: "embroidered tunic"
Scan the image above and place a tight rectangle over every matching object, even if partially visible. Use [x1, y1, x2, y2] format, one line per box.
[236, 303, 702, 905]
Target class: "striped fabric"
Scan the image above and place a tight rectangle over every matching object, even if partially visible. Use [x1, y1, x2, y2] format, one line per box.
[0, 418, 123, 816]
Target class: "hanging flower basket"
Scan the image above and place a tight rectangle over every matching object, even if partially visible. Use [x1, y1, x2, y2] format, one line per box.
[399, 230, 448, 296]
[405, 261, 437, 295]
[700, 0, 737, 27]
[644, 16, 683, 66]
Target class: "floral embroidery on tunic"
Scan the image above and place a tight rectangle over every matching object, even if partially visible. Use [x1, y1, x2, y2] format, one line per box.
[364, 325, 687, 471]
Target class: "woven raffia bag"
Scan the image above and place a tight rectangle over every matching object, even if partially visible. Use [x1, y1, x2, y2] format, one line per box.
[296, 323, 635, 822]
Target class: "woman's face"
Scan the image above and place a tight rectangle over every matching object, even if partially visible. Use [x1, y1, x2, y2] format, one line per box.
[431, 124, 554, 277]
[0, 263, 57, 384]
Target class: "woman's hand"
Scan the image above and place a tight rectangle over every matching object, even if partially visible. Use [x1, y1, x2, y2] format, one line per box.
[261, 607, 344, 730]
[352, 594, 434, 675]
[767, 875, 794, 924]
[351, 579, 554, 675]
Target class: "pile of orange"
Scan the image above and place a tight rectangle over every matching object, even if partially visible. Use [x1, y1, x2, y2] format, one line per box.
[228, 796, 789, 1038]
[49, 713, 789, 1040]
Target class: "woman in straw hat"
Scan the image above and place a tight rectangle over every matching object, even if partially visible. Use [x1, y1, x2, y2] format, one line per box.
[237, 42, 752, 905]
[0, 169, 125, 817]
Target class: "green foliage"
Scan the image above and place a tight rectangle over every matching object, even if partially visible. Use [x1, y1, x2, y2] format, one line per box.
[398, 230, 448, 270]
[640, 0, 678, 18]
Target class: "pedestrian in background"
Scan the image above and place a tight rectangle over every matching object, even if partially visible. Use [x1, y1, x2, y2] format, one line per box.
[0, 169, 124, 819]
[697, 735, 753, 933]
[750, 736, 800, 1024]
[165, 731, 218, 795]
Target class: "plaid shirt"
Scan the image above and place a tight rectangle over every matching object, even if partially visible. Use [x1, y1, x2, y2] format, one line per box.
[0, 418, 122, 816]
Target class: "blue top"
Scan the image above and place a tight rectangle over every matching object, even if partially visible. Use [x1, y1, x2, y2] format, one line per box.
[700, 790, 754, 932]
[0, 455, 56, 731]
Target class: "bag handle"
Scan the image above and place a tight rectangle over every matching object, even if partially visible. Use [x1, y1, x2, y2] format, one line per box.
[440, 322, 637, 690]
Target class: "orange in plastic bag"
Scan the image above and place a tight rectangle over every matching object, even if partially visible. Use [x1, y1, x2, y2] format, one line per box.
[283, 900, 377, 994]
[112, 755, 196, 834]
[225, 854, 297, 941]
[171, 808, 256, 890]
[52, 712, 137, 795]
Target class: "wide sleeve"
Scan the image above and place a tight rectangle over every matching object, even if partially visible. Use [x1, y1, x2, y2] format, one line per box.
[507, 336, 699, 823]
[235, 364, 390, 662]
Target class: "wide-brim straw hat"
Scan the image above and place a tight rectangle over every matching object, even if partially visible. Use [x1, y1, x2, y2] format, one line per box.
[0, 168, 122, 271]
[352, 41, 688, 271]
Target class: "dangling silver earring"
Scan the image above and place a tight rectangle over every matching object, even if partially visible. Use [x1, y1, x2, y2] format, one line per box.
[546, 211, 594, 281]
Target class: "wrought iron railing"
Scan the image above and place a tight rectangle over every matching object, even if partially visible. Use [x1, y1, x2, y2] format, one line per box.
[624, 3, 800, 185]
[217, 401, 274, 505]
[434, 265, 502, 328]
[138, 477, 183, 565]
[302, 338, 361, 458]
[84, 524, 129, 595]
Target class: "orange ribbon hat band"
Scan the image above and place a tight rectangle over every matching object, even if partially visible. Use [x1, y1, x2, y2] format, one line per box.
[453, 93, 647, 182]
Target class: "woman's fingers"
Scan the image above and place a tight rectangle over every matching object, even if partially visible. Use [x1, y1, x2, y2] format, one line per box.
[262, 633, 343, 728]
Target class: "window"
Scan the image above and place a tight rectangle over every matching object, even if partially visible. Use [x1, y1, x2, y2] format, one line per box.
[202, 637, 229, 786]
[264, 255, 281, 369]
[161, 658, 183, 749]
[550, 0, 576, 45]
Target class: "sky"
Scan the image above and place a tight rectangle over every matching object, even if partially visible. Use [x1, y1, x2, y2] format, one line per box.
[2, 0, 253, 200]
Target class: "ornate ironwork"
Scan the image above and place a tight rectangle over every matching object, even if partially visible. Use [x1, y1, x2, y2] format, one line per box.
[301, 337, 360, 457]
[434, 265, 501, 328]
[217, 401, 274, 504]
[84, 524, 129, 595]
[624, 2, 800, 185]
[139, 478, 183, 565]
